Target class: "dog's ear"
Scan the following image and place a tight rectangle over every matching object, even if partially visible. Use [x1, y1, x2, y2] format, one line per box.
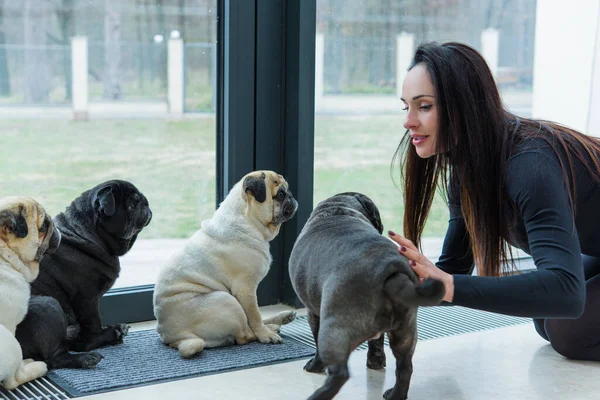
[243, 173, 267, 203]
[353, 193, 384, 234]
[93, 186, 116, 217]
[0, 206, 29, 238]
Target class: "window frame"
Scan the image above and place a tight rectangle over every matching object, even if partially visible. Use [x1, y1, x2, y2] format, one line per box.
[100, 0, 316, 324]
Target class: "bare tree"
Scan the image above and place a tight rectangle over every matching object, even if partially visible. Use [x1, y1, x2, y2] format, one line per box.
[178, 0, 185, 39]
[56, 0, 74, 100]
[156, 0, 167, 88]
[104, 0, 122, 99]
[485, 0, 511, 29]
[135, 0, 145, 91]
[24, 0, 51, 103]
[0, 0, 10, 96]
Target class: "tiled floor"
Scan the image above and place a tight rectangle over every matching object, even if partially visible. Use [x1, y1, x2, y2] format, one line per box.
[79, 306, 599, 400]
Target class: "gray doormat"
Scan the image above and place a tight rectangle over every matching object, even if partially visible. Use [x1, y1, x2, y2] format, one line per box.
[45, 330, 315, 397]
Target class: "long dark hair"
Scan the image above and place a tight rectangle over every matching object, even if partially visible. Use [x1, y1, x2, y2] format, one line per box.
[393, 42, 600, 277]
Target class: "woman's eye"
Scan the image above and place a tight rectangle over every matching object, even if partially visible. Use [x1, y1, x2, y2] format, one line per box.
[419, 104, 433, 111]
[401, 106, 408, 111]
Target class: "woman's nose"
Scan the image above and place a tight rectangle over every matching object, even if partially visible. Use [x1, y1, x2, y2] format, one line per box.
[403, 110, 418, 130]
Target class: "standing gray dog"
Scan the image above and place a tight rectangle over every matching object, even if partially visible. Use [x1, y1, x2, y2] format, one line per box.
[289, 192, 445, 400]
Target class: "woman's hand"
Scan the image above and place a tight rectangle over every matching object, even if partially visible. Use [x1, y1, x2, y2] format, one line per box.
[387, 230, 454, 303]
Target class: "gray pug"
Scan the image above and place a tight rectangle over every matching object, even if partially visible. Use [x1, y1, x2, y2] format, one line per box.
[16, 180, 152, 369]
[289, 192, 445, 400]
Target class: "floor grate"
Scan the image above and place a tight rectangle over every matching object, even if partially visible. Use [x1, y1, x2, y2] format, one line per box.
[0, 377, 70, 400]
[2, 305, 531, 399]
[281, 305, 532, 350]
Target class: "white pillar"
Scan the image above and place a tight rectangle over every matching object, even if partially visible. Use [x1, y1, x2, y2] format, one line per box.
[168, 37, 184, 115]
[314, 33, 324, 108]
[396, 32, 414, 98]
[481, 28, 499, 78]
[587, 9, 600, 138]
[532, 0, 600, 132]
[71, 36, 88, 121]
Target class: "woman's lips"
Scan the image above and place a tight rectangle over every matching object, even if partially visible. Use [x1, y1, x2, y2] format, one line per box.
[411, 135, 428, 145]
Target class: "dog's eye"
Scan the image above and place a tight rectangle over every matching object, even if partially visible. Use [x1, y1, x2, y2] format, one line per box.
[39, 219, 48, 234]
[276, 191, 286, 202]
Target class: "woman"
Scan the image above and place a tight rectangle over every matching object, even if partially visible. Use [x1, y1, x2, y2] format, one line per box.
[388, 41, 600, 361]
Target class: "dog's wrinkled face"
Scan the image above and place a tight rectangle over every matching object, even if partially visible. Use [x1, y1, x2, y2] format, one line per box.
[242, 171, 298, 233]
[91, 180, 152, 243]
[0, 196, 61, 278]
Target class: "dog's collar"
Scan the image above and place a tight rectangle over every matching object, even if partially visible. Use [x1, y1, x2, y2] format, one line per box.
[0, 242, 33, 282]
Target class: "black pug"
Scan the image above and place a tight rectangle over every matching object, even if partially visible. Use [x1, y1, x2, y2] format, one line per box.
[16, 180, 152, 369]
[288, 192, 445, 400]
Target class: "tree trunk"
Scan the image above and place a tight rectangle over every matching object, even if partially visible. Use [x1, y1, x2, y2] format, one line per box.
[135, 0, 144, 91]
[104, 0, 122, 100]
[24, 0, 51, 103]
[156, 0, 167, 88]
[144, 0, 155, 83]
[178, 0, 185, 39]
[0, 0, 10, 96]
[57, 0, 75, 100]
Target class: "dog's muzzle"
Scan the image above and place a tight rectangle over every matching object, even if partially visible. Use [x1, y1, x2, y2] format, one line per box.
[282, 199, 298, 220]
[35, 227, 61, 261]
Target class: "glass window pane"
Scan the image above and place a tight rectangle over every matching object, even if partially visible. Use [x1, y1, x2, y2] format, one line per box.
[314, 0, 536, 259]
[1, 0, 217, 288]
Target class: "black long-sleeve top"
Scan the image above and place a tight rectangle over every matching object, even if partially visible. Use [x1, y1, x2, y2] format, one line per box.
[436, 138, 600, 318]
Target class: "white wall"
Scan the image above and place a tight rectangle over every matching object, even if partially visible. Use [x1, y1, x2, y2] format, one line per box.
[532, 0, 600, 133]
[587, 7, 600, 138]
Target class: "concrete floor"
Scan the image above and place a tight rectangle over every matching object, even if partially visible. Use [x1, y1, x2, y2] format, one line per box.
[80, 306, 599, 400]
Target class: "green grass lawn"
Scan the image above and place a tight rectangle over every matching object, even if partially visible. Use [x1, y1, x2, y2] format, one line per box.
[0, 115, 449, 239]
[313, 115, 449, 238]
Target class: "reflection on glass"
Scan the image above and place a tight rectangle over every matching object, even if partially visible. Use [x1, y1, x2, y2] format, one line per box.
[0, 0, 217, 288]
[314, 0, 536, 258]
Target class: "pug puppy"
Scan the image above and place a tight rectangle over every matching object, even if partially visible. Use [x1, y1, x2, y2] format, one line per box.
[288, 192, 445, 400]
[16, 180, 152, 369]
[154, 170, 298, 358]
[0, 197, 60, 390]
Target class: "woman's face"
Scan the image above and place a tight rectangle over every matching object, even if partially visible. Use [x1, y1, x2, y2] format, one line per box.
[401, 64, 438, 158]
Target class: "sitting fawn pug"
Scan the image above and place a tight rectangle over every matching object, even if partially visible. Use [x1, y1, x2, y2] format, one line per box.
[154, 171, 298, 358]
[289, 192, 445, 400]
[0, 197, 60, 390]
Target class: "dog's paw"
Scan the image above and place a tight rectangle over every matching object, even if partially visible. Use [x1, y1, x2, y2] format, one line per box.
[265, 323, 281, 334]
[279, 310, 296, 325]
[111, 323, 130, 344]
[367, 346, 386, 370]
[304, 357, 326, 373]
[383, 388, 406, 400]
[256, 328, 282, 344]
[81, 352, 104, 369]
[366, 356, 386, 370]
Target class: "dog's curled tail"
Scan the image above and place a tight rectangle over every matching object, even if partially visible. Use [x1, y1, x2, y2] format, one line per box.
[384, 271, 445, 308]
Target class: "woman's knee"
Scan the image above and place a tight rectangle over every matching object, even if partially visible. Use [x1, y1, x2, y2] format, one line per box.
[532, 319, 549, 341]
[549, 339, 586, 360]
[545, 320, 591, 360]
